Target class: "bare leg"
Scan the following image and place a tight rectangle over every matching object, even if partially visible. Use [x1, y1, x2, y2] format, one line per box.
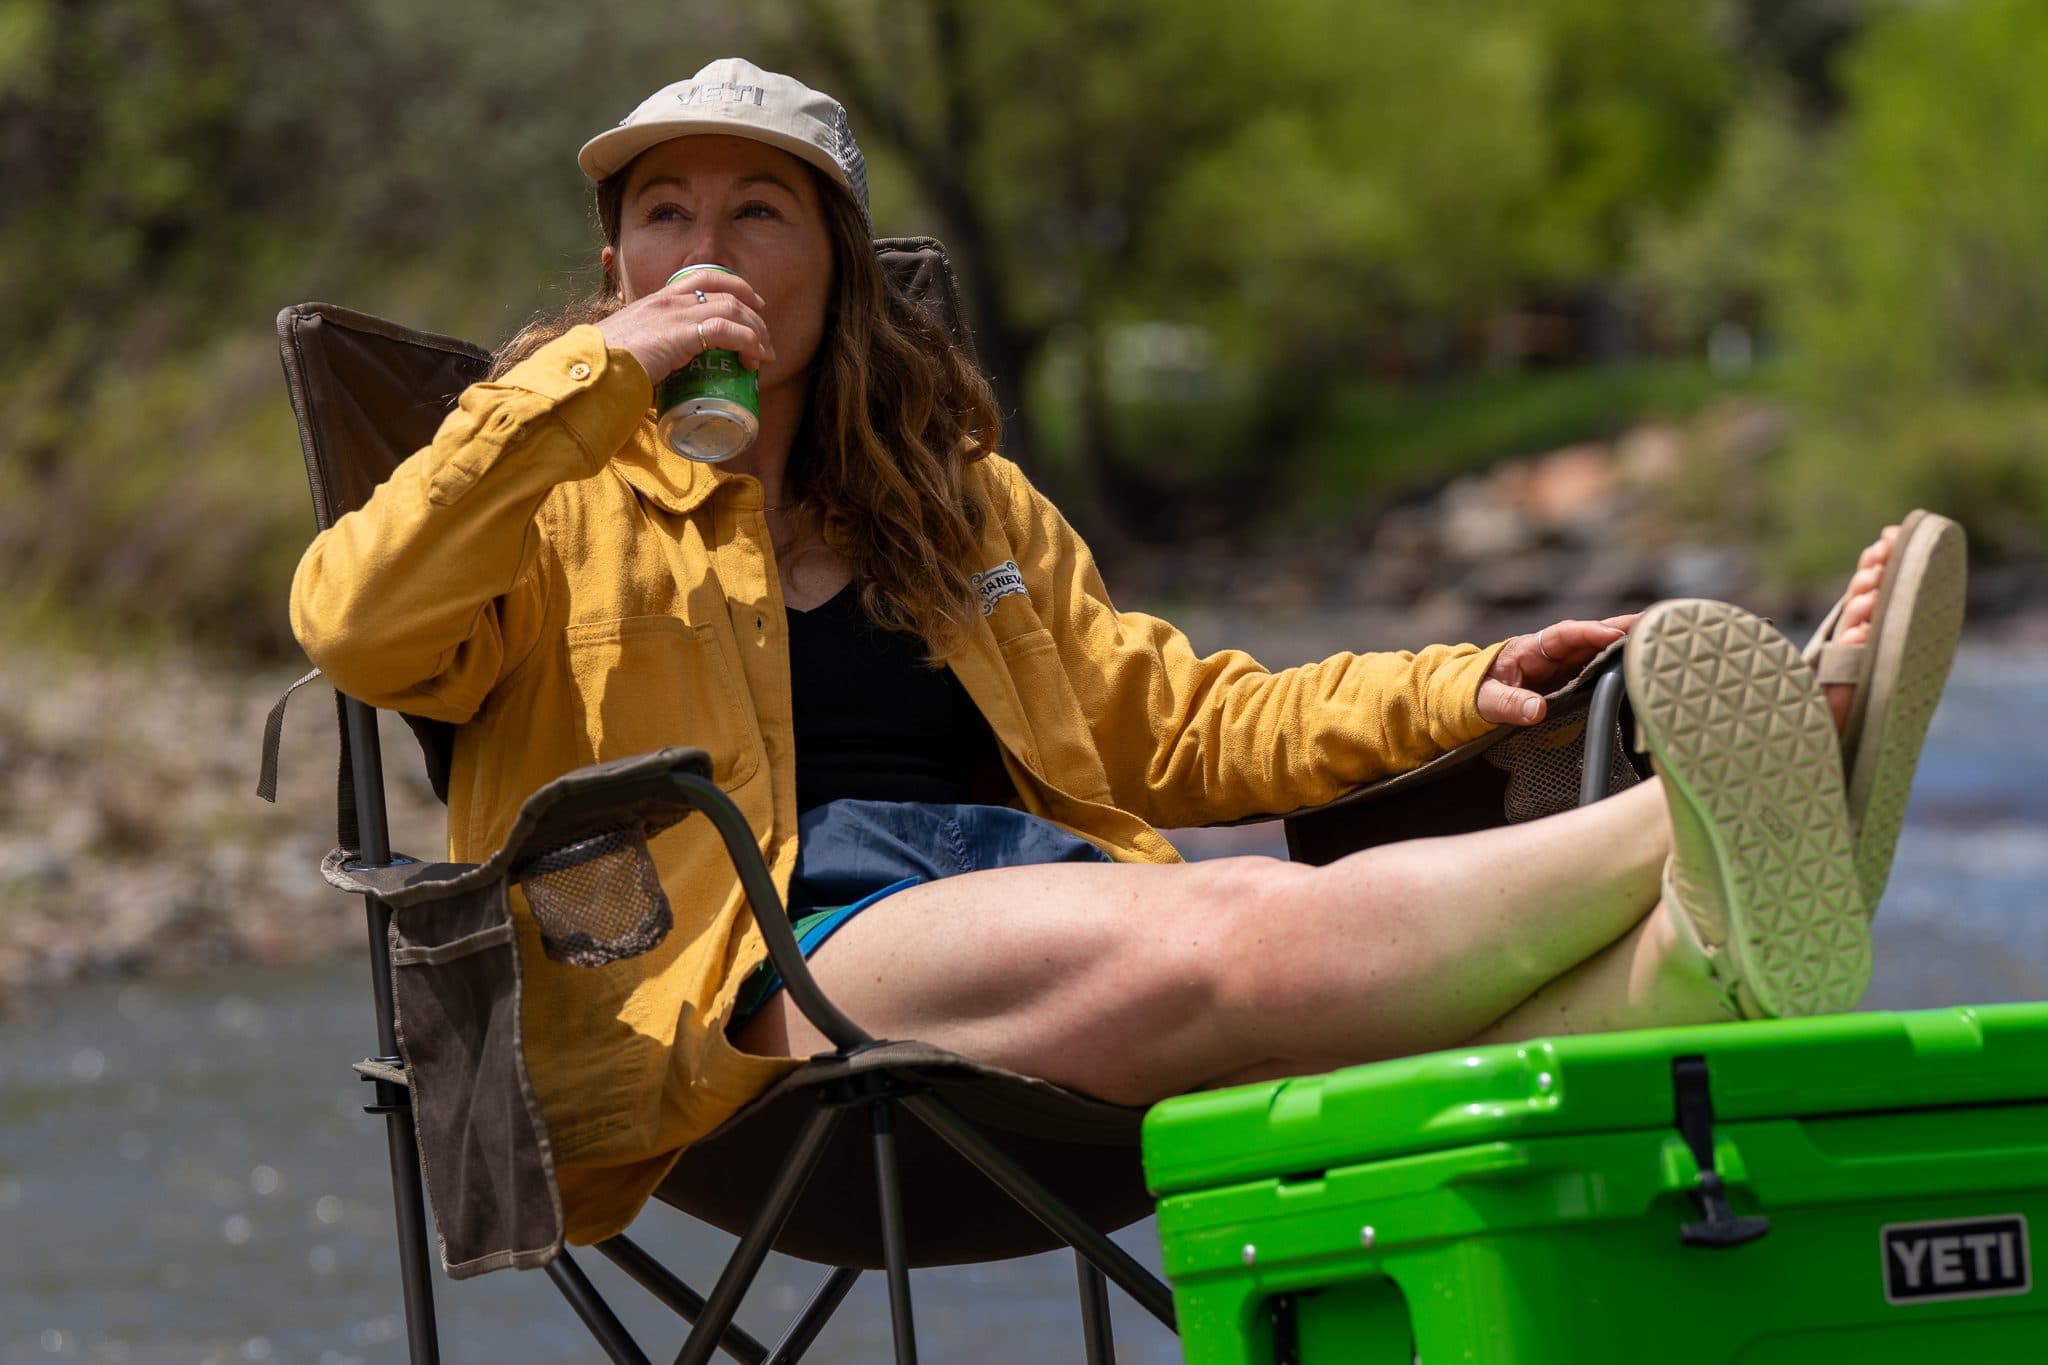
[1207, 885, 1749, 1092]
[736, 780, 1670, 1105]
[1464, 899, 1733, 1044]
[1208, 897, 1732, 1088]
[739, 531, 1908, 1103]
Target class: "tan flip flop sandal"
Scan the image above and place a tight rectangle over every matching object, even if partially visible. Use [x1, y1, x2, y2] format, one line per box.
[1803, 509, 1968, 910]
[1629, 599, 1867, 1018]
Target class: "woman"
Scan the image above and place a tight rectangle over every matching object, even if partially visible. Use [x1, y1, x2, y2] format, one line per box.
[291, 59, 1961, 1244]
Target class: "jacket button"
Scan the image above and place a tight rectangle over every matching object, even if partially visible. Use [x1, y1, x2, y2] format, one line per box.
[568, 362, 592, 381]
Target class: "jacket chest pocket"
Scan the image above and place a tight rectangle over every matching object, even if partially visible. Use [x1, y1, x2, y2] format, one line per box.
[565, 616, 763, 792]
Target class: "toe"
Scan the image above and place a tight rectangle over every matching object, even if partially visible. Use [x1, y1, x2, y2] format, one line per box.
[1822, 525, 1900, 738]
[1839, 592, 1878, 638]
[1854, 526, 1898, 575]
[1825, 679, 1855, 737]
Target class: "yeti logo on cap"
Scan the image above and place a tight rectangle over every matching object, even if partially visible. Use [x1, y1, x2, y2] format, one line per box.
[675, 82, 765, 107]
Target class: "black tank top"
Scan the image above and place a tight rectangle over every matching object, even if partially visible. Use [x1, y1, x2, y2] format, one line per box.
[786, 582, 1001, 813]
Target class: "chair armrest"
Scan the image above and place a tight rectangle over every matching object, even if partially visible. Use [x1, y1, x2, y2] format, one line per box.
[325, 748, 874, 1052]
[1271, 645, 1637, 864]
[662, 767, 872, 1052]
[322, 850, 481, 898]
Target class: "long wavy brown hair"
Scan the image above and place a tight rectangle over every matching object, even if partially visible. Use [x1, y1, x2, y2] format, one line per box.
[493, 156, 1000, 659]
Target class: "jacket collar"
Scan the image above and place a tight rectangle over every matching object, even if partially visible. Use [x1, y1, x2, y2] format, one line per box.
[609, 431, 1031, 744]
[608, 422, 757, 517]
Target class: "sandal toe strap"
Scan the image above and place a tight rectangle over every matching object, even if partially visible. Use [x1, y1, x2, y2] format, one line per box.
[1801, 593, 1849, 663]
[1812, 639, 1863, 686]
[1661, 860, 1743, 1012]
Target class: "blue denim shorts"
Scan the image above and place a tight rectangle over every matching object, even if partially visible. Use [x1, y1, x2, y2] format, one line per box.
[729, 799, 1112, 1030]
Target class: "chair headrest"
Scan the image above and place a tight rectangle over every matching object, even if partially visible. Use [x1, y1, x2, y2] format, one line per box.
[277, 306, 492, 532]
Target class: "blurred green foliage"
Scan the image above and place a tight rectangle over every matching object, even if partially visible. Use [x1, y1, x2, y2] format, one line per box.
[1764, 0, 2048, 577]
[0, 0, 2040, 656]
[0, 0, 754, 651]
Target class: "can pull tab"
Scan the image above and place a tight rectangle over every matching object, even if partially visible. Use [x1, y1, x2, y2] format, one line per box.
[1672, 1054, 1770, 1249]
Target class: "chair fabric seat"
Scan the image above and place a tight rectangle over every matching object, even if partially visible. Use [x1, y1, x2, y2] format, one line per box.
[654, 1041, 1151, 1268]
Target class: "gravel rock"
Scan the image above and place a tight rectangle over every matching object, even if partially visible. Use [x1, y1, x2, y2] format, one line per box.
[0, 648, 443, 1002]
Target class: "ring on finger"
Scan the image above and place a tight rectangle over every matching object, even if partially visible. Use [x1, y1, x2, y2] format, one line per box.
[697, 321, 709, 352]
[694, 289, 708, 304]
[1536, 627, 1560, 661]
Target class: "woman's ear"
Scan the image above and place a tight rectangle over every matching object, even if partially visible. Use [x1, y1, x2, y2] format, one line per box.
[601, 245, 622, 302]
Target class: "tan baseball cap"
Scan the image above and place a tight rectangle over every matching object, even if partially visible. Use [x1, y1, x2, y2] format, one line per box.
[577, 58, 871, 224]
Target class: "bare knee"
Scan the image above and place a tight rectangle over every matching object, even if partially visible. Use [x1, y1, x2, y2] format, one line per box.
[1148, 857, 1325, 1034]
[1191, 852, 1445, 1033]
[1019, 857, 1316, 1101]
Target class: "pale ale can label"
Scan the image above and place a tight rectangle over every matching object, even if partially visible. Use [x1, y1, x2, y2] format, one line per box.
[654, 265, 760, 462]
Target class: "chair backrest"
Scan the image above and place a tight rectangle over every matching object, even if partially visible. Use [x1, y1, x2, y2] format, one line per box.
[278, 308, 493, 535]
[277, 237, 979, 808]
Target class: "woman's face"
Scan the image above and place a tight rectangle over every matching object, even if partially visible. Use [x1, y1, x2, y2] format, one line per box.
[605, 134, 835, 396]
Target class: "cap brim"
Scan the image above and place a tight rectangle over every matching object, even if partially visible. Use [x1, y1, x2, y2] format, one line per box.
[577, 118, 848, 196]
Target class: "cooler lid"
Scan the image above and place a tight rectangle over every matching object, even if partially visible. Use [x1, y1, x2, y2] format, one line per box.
[1143, 1004, 2048, 1196]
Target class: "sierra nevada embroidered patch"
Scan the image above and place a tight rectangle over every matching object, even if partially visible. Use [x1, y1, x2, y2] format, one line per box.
[971, 560, 1027, 615]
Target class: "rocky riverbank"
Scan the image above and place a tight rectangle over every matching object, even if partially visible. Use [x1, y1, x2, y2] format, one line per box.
[0, 650, 445, 1003]
[1118, 401, 2048, 652]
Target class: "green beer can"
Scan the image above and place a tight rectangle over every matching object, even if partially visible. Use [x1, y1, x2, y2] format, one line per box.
[654, 265, 760, 462]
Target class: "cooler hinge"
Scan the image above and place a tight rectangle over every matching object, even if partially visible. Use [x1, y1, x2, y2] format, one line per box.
[1671, 1054, 1770, 1249]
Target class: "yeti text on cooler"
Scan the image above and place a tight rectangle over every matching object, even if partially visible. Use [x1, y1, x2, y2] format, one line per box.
[1882, 1215, 2030, 1304]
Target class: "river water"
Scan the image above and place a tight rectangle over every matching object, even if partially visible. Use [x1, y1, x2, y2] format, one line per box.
[4, 644, 2045, 1364]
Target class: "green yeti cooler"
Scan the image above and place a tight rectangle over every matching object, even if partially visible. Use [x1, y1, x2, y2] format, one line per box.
[1144, 1006, 2048, 1363]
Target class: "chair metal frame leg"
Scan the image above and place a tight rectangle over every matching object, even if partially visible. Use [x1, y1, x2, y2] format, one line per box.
[674, 1105, 847, 1365]
[871, 1101, 919, 1365]
[344, 697, 442, 1365]
[900, 1091, 1177, 1329]
[360, 919, 442, 1365]
[548, 1247, 654, 1365]
[761, 1267, 860, 1365]
[1076, 1253, 1117, 1365]
[597, 1234, 770, 1364]
[596, 1235, 856, 1365]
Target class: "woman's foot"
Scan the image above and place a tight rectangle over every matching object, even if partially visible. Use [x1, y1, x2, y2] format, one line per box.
[1819, 525, 1900, 737]
[1806, 511, 1968, 910]
[1628, 599, 1867, 1018]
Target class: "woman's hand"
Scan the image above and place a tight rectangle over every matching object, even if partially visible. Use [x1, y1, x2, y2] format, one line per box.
[1476, 614, 1639, 726]
[596, 266, 777, 385]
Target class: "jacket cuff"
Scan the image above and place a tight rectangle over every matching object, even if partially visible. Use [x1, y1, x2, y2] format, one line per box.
[1427, 640, 1508, 747]
[497, 325, 652, 466]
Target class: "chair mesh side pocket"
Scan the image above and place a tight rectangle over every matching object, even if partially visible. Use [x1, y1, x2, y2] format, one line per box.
[1484, 712, 1641, 822]
[388, 880, 562, 1277]
[516, 827, 673, 968]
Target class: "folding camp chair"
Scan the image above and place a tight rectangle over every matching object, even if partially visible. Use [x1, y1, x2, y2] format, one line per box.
[268, 236, 1643, 1364]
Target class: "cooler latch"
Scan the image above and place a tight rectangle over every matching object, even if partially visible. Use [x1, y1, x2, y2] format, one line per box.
[1671, 1054, 1770, 1248]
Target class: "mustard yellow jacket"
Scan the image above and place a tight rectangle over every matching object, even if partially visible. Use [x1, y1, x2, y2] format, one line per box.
[291, 324, 1505, 1242]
